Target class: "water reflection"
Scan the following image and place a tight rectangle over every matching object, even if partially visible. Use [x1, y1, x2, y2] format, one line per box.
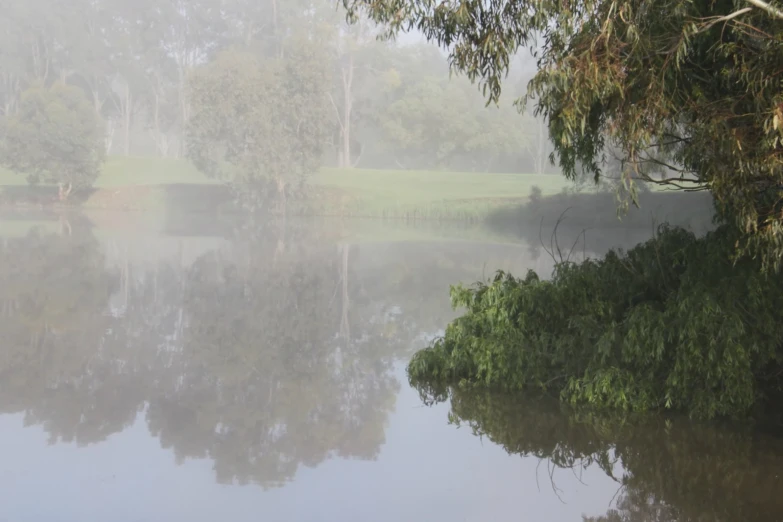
[0, 218, 537, 489]
[149, 227, 401, 487]
[0, 228, 125, 445]
[1, 217, 781, 522]
[421, 385, 783, 522]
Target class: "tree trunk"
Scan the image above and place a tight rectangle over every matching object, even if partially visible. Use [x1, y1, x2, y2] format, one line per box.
[123, 88, 132, 156]
[536, 118, 547, 175]
[152, 91, 169, 157]
[272, 0, 280, 57]
[105, 119, 115, 155]
[342, 103, 351, 168]
[271, 0, 278, 35]
[177, 66, 188, 158]
[276, 178, 287, 215]
[341, 53, 354, 169]
[1, 74, 18, 116]
[245, 20, 254, 47]
[350, 143, 363, 168]
[58, 182, 72, 202]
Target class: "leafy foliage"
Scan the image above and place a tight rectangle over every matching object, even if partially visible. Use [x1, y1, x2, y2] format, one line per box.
[186, 41, 332, 209]
[343, 0, 783, 265]
[377, 61, 528, 171]
[1, 83, 104, 199]
[408, 224, 783, 418]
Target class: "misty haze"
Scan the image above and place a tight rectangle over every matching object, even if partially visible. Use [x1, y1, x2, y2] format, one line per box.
[1, 0, 782, 521]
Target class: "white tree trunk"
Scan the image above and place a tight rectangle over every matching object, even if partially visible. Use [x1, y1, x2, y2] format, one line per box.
[123, 87, 132, 156]
[341, 53, 354, 168]
[152, 91, 169, 157]
[104, 119, 116, 155]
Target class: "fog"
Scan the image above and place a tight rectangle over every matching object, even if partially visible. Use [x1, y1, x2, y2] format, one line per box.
[1, 1, 766, 521]
[0, 0, 548, 171]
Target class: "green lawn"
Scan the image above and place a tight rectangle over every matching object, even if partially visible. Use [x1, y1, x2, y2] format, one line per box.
[0, 156, 215, 187]
[0, 156, 575, 219]
[315, 167, 568, 201]
[312, 167, 569, 218]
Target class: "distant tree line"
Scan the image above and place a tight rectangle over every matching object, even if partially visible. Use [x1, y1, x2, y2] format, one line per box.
[0, 0, 554, 198]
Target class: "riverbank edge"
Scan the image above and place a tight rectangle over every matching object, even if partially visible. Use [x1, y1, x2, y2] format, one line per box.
[0, 183, 535, 222]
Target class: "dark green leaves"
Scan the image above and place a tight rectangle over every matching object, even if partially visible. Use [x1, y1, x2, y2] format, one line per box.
[407, 225, 783, 419]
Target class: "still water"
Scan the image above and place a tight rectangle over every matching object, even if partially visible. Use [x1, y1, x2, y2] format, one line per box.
[0, 214, 781, 522]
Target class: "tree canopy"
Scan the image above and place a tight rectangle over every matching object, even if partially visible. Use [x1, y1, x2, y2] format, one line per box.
[342, 0, 783, 264]
[186, 40, 332, 209]
[1, 82, 104, 200]
[0, 0, 552, 175]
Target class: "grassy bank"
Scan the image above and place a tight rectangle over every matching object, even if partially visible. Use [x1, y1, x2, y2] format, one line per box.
[311, 167, 570, 220]
[0, 156, 216, 187]
[0, 156, 572, 220]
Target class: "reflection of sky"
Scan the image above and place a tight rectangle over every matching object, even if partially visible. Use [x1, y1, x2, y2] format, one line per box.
[0, 369, 619, 522]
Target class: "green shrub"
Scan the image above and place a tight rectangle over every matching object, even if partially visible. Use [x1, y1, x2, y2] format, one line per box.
[408, 225, 783, 419]
[1, 83, 104, 200]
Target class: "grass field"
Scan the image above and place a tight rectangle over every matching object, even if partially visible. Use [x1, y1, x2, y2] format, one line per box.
[312, 167, 570, 220]
[0, 156, 575, 219]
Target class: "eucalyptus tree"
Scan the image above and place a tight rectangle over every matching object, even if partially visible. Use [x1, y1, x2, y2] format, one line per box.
[186, 38, 332, 211]
[342, 0, 783, 263]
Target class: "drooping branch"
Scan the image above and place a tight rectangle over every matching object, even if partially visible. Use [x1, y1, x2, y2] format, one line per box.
[697, 7, 754, 32]
[745, 0, 783, 19]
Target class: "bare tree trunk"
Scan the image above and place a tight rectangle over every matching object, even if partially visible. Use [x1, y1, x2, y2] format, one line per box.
[31, 39, 50, 83]
[123, 88, 132, 156]
[341, 53, 354, 168]
[524, 116, 549, 175]
[93, 89, 102, 115]
[177, 66, 188, 158]
[536, 118, 547, 175]
[104, 119, 115, 155]
[152, 91, 169, 157]
[245, 20, 254, 47]
[58, 182, 72, 202]
[271, 0, 278, 34]
[351, 143, 363, 168]
[276, 177, 287, 215]
[1, 73, 14, 115]
[153, 90, 160, 153]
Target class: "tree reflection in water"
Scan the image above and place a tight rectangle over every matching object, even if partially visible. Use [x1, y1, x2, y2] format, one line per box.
[10, 218, 777, 521]
[415, 384, 783, 522]
[0, 220, 512, 487]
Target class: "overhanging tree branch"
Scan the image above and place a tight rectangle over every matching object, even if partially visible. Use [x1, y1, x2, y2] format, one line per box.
[698, 7, 754, 32]
[745, 0, 783, 19]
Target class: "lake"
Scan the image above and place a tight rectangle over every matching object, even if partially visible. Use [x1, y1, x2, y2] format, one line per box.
[0, 213, 781, 522]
